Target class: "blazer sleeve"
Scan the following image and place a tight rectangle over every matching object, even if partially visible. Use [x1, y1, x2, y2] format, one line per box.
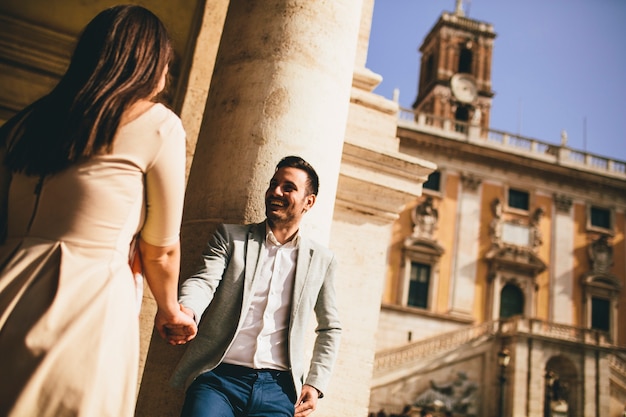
[304, 252, 342, 396]
[179, 223, 231, 323]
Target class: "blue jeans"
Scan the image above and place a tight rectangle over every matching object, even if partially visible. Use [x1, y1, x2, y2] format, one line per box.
[180, 363, 297, 417]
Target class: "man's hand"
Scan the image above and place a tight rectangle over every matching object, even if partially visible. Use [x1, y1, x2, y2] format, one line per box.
[155, 304, 197, 345]
[294, 384, 320, 417]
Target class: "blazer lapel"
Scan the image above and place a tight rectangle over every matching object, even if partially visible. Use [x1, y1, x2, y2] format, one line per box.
[292, 237, 313, 319]
[243, 222, 265, 302]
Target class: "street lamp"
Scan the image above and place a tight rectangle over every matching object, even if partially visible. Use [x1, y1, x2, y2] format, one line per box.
[497, 348, 510, 417]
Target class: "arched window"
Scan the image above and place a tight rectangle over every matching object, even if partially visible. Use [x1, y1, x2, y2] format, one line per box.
[499, 283, 524, 318]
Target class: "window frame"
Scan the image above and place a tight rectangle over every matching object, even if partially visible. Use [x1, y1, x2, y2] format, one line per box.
[506, 186, 530, 213]
[590, 296, 610, 332]
[407, 262, 432, 309]
[401, 239, 444, 312]
[581, 274, 621, 341]
[586, 204, 614, 234]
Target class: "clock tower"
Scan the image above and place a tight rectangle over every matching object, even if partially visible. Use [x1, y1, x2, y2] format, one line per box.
[412, 0, 496, 130]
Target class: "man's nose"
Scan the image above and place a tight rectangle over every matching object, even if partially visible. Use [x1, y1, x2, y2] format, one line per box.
[269, 185, 283, 196]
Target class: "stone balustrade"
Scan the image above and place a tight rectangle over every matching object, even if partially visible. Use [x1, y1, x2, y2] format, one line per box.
[373, 316, 618, 378]
[398, 108, 626, 180]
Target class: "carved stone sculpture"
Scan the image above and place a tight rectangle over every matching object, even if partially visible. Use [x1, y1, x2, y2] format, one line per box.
[412, 197, 438, 239]
[589, 235, 613, 274]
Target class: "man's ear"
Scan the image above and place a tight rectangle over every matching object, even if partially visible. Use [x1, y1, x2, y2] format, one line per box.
[304, 194, 316, 211]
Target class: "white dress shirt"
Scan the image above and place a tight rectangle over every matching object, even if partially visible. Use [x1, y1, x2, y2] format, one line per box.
[222, 229, 299, 370]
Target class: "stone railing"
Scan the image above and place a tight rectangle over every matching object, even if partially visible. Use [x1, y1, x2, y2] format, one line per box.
[500, 317, 613, 347]
[398, 108, 626, 180]
[609, 354, 626, 378]
[373, 316, 615, 378]
[373, 321, 498, 375]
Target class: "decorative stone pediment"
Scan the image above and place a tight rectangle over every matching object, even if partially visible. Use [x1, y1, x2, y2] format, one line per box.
[581, 272, 622, 293]
[486, 244, 547, 276]
[404, 236, 445, 258]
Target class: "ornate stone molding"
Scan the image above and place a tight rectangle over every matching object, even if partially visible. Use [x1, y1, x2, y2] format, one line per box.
[461, 173, 481, 192]
[588, 235, 613, 275]
[553, 193, 573, 213]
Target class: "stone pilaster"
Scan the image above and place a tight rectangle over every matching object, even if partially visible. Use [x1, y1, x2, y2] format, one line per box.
[552, 194, 574, 325]
[449, 173, 482, 317]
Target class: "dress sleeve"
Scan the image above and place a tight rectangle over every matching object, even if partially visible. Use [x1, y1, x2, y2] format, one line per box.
[140, 113, 186, 247]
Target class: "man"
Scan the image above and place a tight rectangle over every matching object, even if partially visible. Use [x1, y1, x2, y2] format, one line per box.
[170, 156, 342, 417]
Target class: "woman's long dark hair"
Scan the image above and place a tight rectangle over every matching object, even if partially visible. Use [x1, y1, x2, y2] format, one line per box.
[1, 5, 173, 176]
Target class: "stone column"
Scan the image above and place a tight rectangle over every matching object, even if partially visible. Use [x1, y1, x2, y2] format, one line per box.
[182, 0, 362, 249]
[136, 0, 363, 415]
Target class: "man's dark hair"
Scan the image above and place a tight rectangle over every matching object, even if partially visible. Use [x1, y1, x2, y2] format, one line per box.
[275, 155, 319, 196]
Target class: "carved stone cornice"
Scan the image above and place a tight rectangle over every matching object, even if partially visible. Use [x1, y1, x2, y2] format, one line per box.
[337, 142, 436, 223]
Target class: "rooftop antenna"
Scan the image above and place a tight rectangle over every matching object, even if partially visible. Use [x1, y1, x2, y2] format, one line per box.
[454, 0, 465, 16]
[583, 116, 587, 152]
[517, 99, 523, 135]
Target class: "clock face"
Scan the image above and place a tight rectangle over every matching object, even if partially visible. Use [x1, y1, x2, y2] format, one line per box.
[450, 73, 477, 103]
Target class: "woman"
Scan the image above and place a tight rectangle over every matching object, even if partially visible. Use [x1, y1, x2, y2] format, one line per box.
[0, 5, 196, 416]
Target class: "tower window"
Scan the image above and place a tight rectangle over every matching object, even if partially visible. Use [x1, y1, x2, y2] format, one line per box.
[508, 188, 530, 211]
[408, 262, 431, 308]
[454, 105, 470, 122]
[458, 48, 473, 74]
[423, 171, 441, 191]
[424, 54, 435, 85]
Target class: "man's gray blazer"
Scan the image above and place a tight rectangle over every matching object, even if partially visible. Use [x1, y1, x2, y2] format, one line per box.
[170, 221, 342, 398]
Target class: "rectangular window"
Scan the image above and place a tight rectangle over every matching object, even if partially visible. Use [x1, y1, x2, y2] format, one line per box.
[590, 206, 611, 230]
[423, 171, 441, 192]
[591, 297, 610, 332]
[508, 188, 529, 211]
[408, 262, 431, 308]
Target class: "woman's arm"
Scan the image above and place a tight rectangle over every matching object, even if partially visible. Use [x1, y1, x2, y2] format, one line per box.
[139, 237, 197, 344]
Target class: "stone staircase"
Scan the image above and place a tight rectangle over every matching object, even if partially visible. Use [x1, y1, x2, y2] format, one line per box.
[609, 352, 626, 399]
[372, 320, 499, 387]
[372, 317, 625, 388]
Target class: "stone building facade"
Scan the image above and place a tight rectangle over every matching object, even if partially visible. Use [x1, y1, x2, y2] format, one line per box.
[1, 1, 624, 417]
[369, 4, 626, 417]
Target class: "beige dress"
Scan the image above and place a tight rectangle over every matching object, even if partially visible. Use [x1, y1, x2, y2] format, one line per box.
[0, 103, 186, 417]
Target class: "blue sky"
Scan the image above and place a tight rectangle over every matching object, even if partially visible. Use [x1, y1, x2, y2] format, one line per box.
[366, 0, 626, 162]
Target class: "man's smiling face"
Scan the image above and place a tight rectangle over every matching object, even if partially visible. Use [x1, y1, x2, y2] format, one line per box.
[265, 167, 315, 229]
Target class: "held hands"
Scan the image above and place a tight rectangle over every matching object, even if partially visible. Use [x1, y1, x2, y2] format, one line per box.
[155, 304, 197, 345]
[295, 384, 320, 417]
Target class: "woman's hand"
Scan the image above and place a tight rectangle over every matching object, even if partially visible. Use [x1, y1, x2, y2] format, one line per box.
[155, 304, 197, 345]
